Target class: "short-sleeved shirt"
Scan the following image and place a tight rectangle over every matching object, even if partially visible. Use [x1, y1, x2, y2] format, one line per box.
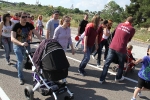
[84, 26, 98, 47]
[46, 19, 59, 38]
[12, 22, 34, 43]
[138, 56, 150, 81]
[109, 23, 135, 54]
[79, 19, 88, 34]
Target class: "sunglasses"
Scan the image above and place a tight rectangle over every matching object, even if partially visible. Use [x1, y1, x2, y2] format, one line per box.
[21, 16, 27, 18]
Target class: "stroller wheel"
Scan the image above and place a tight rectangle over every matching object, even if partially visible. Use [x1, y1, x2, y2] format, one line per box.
[24, 86, 34, 100]
[64, 95, 74, 100]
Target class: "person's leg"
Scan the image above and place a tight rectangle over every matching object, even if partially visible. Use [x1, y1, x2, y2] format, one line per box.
[13, 45, 25, 83]
[100, 48, 115, 81]
[0, 36, 3, 49]
[104, 40, 109, 60]
[132, 87, 141, 99]
[79, 47, 91, 73]
[97, 42, 103, 65]
[41, 27, 44, 36]
[115, 51, 126, 79]
[2, 37, 10, 63]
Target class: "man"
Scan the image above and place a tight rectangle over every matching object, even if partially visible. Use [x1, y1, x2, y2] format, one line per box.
[99, 17, 135, 84]
[10, 13, 20, 24]
[46, 10, 59, 39]
[11, 12, 42, 85]
[75, 14, 88, 49]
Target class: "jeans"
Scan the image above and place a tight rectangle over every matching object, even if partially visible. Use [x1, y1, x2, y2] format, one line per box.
[79, 46, 93, 72]
[2, 36, 13, 62]
[100, 48, 126, 81]
[13, 44, 26, 79]
[97, 39, 109, 65]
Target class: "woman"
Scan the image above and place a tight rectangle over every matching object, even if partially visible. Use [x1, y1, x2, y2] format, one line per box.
[36, 15, 44, 36]
[0, 13, 14, 65]
[53, 16, 74, 54]
[78, 15, 100, 76]
[53, 15, 75, 83]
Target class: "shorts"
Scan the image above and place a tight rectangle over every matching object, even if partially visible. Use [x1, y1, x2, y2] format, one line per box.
[137, 76, 150, 89]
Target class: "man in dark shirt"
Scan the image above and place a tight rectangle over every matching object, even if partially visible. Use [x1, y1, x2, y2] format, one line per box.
[75, 14, 88, 49]
[11, 12, 42, 85]
[99, 17, 135, 84]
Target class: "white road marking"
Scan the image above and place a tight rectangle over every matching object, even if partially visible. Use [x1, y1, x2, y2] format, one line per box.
[0, 87, 10, 100]
[66, 56, 138, 83]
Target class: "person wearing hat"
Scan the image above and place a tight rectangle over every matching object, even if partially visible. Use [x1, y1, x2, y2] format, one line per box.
[46, 10, 59, 39]
[131, 45, 150, 100]
[99, 16, 135, 84]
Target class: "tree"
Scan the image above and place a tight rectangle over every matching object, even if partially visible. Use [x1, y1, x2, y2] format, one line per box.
[125, 0, 150, 27]
[100, 1, 124, 23]
[74, 8, 80, 13]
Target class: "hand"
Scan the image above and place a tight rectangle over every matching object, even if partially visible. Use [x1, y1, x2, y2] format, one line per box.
[71, 49, 75, 55]
[83, 47, 87, 53]
[21, 42, 28, 46]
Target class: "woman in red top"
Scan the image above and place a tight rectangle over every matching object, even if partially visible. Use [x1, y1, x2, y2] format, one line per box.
[78, 15, 100, 76]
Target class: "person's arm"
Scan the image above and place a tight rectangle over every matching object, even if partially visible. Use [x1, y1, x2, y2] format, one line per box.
[78, 26, 81, 36]
[95, 35, 99, 50]
[45, 21, 50, 39]
[134, 59, 143, 65]
[53, 27, 60, 40]
[11, 31, 28, 46]
[0, 22, 3, 36]
[32, 29, 42, 41]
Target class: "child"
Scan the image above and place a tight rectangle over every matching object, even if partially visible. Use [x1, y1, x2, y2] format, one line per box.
[131, 45, 150, 100]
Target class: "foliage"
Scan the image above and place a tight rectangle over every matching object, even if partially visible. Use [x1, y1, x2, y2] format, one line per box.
[100, 1, 125, 23]
[125, 0, 150, 27]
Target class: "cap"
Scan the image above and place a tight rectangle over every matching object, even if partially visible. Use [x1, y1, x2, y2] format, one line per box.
[53, 10, 59, 14]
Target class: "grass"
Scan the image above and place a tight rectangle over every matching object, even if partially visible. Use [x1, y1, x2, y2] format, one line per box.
[133, 29, 150, 42]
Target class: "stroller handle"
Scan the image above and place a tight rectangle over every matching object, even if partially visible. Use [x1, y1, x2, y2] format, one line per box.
[28, 41, 41, 44]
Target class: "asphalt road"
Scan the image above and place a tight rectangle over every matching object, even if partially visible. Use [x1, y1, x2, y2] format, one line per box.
[0, 28, 150, 100]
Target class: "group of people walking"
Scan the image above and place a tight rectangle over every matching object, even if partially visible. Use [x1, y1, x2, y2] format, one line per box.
[0, 9, 149, 100]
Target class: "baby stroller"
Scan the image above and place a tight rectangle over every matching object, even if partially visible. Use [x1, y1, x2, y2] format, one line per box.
[112, 50, 136, 76]
[24, 40, 74, 100]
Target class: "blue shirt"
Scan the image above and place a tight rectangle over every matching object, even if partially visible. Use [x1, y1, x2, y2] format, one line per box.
[138, 56, 150, 81]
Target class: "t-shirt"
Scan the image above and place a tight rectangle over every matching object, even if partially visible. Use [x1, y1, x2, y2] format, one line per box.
[79, 19, 88, 34]
[12, 22, 34, 43]
[109, 23, 135, 54]
[97, 26, 103, 44]
[46, 18, 59, 38]
[84, 26, 98, 47]
[138, 56, 150, 81]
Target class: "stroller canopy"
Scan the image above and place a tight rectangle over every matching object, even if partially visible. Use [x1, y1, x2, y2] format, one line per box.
[32, 39, 70, 71]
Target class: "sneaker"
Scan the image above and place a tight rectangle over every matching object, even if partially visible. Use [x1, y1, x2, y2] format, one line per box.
[99, 80, 105, 84]
[97, 65, 102, 68]
[19, 79, 24, 85]
[115, 76, 125, 82]
[92, 55, 95, 60]
[131, 97, 136, 100]
[78, 69, 85, 76]
[62, 78, 68, 84]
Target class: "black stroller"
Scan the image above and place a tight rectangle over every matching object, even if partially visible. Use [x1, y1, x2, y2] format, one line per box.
[24, 39, 74, 100]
